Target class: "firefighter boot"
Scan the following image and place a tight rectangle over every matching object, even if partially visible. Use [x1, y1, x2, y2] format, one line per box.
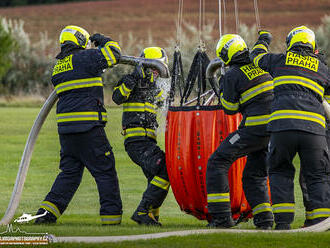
[275, 223, 291, 230]
[150, 208, 160, 222]
[304, 217, 328, 227]
[207, 214, 235, 228]
[131, 199, 161, 226]
[254, 212, 274, 230]
[34, 208, 57, 224]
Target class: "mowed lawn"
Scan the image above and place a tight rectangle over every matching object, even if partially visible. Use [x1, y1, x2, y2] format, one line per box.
[0, 105, 329, 247]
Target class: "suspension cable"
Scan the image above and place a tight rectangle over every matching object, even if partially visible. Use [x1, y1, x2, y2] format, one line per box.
[218, 0, 222, 37]
[176, 0, 184, 48]
[203, 0, 206, 40]
[253, 0, 261, 30]
[223, 0, 226, 34]
[198, 0, 202, 45]
[198, 0, 206, 48]
[233, 0, 239, 33]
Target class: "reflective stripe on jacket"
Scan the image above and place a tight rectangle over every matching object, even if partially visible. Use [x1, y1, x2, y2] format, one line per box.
[56, 112, 107, 123]
[54, 77, 103, 94]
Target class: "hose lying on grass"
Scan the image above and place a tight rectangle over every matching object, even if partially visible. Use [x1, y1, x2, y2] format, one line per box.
[51, 218, 330, 243]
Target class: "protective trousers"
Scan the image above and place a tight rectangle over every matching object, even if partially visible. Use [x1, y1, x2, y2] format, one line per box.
[268, 130, 330, 226]
[41, 127, 122, 224]
[300, 127, 330, 225]
[125, 138, 169, 214]
[206, 129, 273, 227]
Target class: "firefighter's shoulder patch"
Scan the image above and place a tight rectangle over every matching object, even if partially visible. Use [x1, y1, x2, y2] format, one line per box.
[53, 55, 74, 76]
[285, 52, 319, 72]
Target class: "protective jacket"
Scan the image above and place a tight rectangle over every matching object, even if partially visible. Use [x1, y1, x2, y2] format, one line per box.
[250, 44, 330, 135]
[52, 39, 121, 134]
[220, 61, 274, 136]
[112, 71, 165, 144]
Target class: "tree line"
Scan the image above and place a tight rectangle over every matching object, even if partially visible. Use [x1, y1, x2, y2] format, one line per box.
[0, 0, 102, 7]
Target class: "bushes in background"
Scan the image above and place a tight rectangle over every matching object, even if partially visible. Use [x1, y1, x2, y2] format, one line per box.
[316, 15, 330, 65]
[0, 16, 329, 97]
[0, 20, 16, 82]
[0, 18, 55, 96]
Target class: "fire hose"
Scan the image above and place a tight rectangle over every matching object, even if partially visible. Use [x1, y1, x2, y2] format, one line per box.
[182, 58, 223, 106]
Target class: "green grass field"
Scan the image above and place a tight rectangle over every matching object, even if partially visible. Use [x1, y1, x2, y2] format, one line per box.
[0, 106, 328, 247]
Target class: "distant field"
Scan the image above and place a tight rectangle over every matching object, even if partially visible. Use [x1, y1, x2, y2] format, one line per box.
[0, 0, 328, 50]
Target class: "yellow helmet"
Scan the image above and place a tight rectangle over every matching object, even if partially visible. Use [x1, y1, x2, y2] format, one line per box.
[286, 26, 315, 52]
[140, 47, 168, 64]
[216, 34, 248, 65]
[59, 25, 90, 48]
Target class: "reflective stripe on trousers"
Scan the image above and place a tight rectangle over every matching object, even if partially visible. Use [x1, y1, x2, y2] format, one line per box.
[272, 203, 295, 214]
[150, 176, 170, 191]
[123, 102, 157, 114]
[100, 214, 122, 225]
[124, 127, 156, 140]
[252, 203, 272, 215]
[207, 193, 230, 203]
[40, 201, 61, 218]
[306, 208, 330, 220]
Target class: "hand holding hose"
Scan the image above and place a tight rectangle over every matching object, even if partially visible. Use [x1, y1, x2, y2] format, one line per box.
[90, 33, 112, 47]
[132, 63, 146, 79]
[258, 30, 272, 46]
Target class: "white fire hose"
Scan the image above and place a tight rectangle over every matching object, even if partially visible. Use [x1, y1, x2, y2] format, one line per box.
[0, 90, 58, 225]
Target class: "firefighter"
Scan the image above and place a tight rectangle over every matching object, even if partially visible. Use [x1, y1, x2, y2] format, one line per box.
[112, 47, 169, 226]
[34, 25, 123, 225]
[320, 51, 330, 147]
[250, 26, 330, 230]
[206, 34, 274, 229]
[300, 50, 329, 225]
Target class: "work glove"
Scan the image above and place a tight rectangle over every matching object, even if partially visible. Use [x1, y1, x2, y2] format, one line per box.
[258, 30, 272, 46]
[132, 63, 146, 80]
[90, 33, 111, 47]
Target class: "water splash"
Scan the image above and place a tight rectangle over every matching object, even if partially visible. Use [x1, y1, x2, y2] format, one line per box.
[156, 77, 171, 135]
